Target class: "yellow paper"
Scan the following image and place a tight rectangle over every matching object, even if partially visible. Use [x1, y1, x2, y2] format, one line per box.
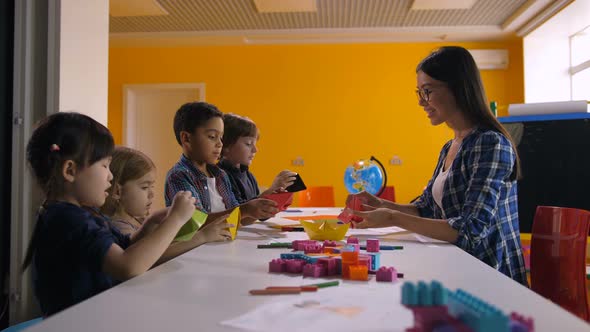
[299, 219, 350, 241]
[227, 208, 241, 240]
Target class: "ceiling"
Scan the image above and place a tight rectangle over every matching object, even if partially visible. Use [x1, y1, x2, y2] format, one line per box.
[109, 0, 573, 46]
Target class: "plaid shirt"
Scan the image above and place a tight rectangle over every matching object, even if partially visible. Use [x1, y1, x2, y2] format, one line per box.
[413, 129, 527, 285]
[165, 154, 239, 212]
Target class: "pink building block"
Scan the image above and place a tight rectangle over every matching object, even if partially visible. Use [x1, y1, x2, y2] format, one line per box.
[358, 255, 371, 270]
[317, 257, 338, 276]
[285, 259, 306, 274]
[347, 236, 359, 244]
[510, 312, 535, 331]
[268, 259, 286, 273]
[292, 240, 317, 251]
[323, 240, 338, 247]
[376, 266, 398, 282]
[303, 263, 327, 278]
[303, 243, 323, 254]
[366, 238, 380, 252]
[406, 306, 471, 332]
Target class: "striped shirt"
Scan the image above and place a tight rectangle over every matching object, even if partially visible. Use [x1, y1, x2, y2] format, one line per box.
[413, 128, 528, 285]
[164, 154, 239, 213]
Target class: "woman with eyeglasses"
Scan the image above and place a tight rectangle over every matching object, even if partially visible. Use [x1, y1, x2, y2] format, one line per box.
[347, 46, 527, 286]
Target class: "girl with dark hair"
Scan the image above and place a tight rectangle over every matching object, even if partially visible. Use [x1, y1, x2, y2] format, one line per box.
[347, 47, 527, 286]
[23, 112, 210, 316]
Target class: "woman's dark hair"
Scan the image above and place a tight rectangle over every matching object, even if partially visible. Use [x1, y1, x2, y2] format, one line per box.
[417, 46, 521, 180]
[23, 112, 114, 270]
[173, 102, 223, 145]
[222, 113, 259, 156]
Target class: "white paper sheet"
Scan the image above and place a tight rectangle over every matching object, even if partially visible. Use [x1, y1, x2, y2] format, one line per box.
[220, 282, 412, 332]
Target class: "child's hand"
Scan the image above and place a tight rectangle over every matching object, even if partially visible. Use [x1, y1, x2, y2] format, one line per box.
[168, 191, 196, 224]
[198, 213, 233, 243]
[269, 170, 297, 193]
[241, 198, 278, 220]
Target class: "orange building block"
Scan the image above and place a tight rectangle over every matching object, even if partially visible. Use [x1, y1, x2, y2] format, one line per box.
[349, 265, 369, 281]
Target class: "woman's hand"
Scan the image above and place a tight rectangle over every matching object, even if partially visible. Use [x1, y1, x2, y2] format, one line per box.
[345, 191, 383, 209]
[349, 206, 396, 229]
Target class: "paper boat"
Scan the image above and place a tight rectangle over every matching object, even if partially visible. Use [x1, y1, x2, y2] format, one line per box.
[175, 209, 208, 242]
[227, 207, 241, 240]
[299, 219, 350, 241]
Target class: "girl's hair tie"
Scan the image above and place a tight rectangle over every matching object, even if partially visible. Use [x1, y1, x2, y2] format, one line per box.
[49, 144, 60, 152]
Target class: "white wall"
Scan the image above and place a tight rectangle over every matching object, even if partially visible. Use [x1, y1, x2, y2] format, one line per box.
[523, 0, 590, 102]
[59, 0, 109, 125]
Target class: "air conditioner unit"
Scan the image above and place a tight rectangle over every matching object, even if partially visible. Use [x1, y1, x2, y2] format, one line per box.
[468, 49, 509, 70]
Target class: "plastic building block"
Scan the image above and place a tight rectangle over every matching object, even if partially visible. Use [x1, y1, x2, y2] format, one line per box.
[323, 240, 338, 247]
[285, 259, 306, 274]
[300, 254, 328, 264]
[349, 265, 369, 281]
[341, 251, 359, 263]
[402, 282, 418, 306]
[269, 259, 286, 273]
[509, 313, 534, 332]
[292, 240, 317, 251]
[303, 243, 323, 254]
[448, 289, 509, 332]
[406, 306, 471, 332]
[402, 281, 534, 332]
[358, 255, 371, 270]
[280, 251, 305, 260]
[376, 266, 398, 282]
[367, 252, 381, 271]
[366, 238, 380, 252]
[317, 257, 338, 276]
[347, 236, 359, 244]
[303, 263, 327, 278]
[431, 280, 447, 306]
[341, 261, 353, 279]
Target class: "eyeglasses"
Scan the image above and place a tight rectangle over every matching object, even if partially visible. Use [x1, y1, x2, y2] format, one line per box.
[415, 84, 445, 102]
[415, 88, 434, 102]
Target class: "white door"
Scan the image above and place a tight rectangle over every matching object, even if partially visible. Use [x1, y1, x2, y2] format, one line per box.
[123, 83, 205, 211]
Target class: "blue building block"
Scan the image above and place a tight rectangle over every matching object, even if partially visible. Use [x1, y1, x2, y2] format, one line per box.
[418, 281, 433, 306]
[280, 251, 305, 259]
[431, 280, 448, 306]
[447, 289, 509, 332]
[367, 252, 381, 271]
[402, 282, 418, 306]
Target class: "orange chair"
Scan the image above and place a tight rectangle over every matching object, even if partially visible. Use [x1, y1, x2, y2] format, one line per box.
[530, 206, 590, 321]
[296, 186, 335, 207]
[378, 186, 396, 202]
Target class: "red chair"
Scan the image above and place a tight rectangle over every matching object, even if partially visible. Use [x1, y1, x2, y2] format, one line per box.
[296, 186, 335, 207]
[378, 185, 396, 202]
[530, 206, 590, 321]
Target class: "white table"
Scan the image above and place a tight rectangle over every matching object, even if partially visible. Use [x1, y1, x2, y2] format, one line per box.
[25, 208, 590, 331]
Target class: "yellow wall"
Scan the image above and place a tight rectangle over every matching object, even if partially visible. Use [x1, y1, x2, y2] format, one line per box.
[108, 40, 524, 206]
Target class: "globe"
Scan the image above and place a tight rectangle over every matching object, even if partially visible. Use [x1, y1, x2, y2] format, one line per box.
[344, 156, 387, 195]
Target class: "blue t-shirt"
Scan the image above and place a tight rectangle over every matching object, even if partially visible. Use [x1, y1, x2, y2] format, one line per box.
[32, 202, 131, 316]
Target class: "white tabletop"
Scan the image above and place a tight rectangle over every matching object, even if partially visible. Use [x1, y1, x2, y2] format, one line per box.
[25, 208, 590, 331]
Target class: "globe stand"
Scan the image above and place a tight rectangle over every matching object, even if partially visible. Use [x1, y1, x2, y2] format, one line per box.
[370, 156, 388, 197]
